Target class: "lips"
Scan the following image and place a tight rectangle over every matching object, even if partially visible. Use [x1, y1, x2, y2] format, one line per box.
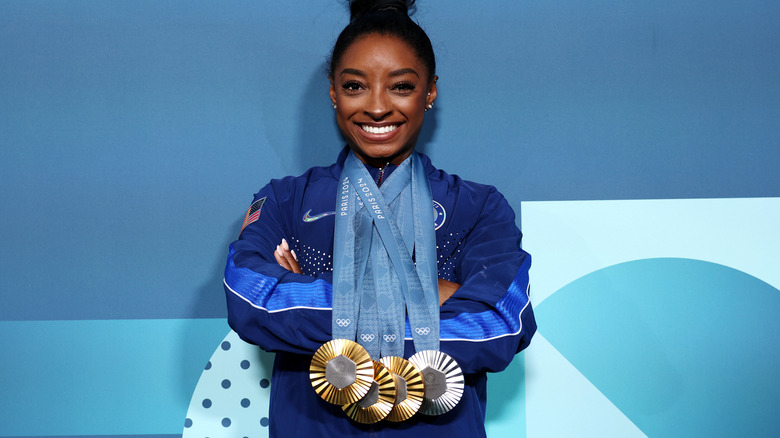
[360, 124, 399, 134]
[354, 122, 405, 144]
[346, 119, 413, 166]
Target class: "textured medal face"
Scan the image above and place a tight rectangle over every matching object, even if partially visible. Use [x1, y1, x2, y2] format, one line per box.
[325, 355, 357, 389]
[379, 355, 425, 422]
[420, 366, 447, 399]
[310, 339, 374, 405]
[342, 360, 396, 424]
[408, 350, 464, 416]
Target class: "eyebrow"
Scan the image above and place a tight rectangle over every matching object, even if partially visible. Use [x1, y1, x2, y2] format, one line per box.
[338, 68, 420, 78]
[389, 68, 419, 78]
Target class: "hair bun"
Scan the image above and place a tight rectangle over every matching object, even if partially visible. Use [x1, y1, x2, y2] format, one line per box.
[349, 0, 415, 22]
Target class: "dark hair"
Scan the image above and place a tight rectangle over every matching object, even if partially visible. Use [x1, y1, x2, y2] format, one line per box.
[329, 0, 436, 80]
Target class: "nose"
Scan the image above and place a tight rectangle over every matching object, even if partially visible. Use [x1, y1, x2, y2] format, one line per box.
[364, 89, 391, 120]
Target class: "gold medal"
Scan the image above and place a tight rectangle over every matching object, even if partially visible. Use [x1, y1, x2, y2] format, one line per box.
[409, 350, 464, 416]
[310, 339, 374, 405]
[379, 355, 426, 422]
[342, 360, 396, 424]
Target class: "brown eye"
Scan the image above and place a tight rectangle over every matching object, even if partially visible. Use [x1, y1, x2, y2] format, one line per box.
[392, 81, 416, 94]
[341, 81, 363, 93]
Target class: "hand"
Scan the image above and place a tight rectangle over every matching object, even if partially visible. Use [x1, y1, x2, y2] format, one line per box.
[438, 278, 460, 306]
[276, 238, 458, 304]
[274, 238, 302, 274]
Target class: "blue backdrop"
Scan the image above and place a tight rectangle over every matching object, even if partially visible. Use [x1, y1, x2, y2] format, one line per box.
[1, 1, 778, 437]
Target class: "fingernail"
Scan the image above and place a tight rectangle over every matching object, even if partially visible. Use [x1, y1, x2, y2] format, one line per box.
[291, 250, 297, 261]
[275, 245, 281, 256]
[281, 238, 289, 250]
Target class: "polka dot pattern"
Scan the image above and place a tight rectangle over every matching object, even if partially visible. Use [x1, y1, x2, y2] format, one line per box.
[437, 228, 471, 281]
[183, 330, 274, 438]
[290, 224, 472, 282]
[290, 236, 333, 276]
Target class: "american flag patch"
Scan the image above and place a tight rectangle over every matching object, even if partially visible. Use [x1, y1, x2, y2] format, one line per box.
[241, 197, 266, 232]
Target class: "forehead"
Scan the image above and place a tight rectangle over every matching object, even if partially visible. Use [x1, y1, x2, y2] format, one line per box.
[336, 33, 428, 80]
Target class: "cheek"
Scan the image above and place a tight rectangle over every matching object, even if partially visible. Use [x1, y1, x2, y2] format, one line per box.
[404, 104, 426, 124]
[406, 96, 427, 116]
[334, 109, 358, 139]
[333, 105, 351, 124]
[334, 99, 360, 120]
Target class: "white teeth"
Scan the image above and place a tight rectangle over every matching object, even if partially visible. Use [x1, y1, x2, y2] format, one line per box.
[361, 125, 398, 134]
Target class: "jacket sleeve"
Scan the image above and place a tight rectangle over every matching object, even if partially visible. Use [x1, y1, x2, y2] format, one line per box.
[223, 181, 333, 355]
[437, 187, 536, 375]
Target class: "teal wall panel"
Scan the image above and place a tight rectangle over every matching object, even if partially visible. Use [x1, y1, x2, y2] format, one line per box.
[0, 319, 227, 436]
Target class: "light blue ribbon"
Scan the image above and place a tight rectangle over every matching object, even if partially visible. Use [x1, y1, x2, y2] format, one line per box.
[332, 151, 439, 358]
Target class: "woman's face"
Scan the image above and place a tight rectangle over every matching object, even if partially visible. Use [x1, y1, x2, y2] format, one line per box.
[330, 33, 437, 167]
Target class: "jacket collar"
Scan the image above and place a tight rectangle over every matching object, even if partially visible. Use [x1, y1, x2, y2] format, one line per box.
[329, 146, 436, 180]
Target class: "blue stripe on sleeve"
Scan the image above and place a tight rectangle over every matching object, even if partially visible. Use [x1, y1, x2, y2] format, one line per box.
[224, 245, 332, 312]
[225, 244, 529, 340]
[437, 257, 531, 341]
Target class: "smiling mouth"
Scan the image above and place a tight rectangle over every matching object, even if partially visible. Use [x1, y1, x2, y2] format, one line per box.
[360, 124, 399, 134]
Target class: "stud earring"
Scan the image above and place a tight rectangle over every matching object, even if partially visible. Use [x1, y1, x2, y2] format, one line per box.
[332, 102, 337, 109]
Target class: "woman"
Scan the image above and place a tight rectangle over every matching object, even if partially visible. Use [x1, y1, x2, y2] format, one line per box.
[224, 1, 536, 436]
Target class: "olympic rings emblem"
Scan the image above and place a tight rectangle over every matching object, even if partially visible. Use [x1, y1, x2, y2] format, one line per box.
[335, 318, 351, 327]
[415, 327, 431, 336]
[360, 333, 376, 342]
[383, 334, 397, 342]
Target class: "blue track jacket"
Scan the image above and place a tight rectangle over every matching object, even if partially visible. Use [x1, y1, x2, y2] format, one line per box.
[224, 149, 536, 437]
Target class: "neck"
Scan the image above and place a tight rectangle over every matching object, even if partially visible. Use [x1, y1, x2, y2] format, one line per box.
[350, 148, 414, 168]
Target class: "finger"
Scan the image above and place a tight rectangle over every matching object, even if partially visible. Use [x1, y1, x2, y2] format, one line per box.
[437, 278, 461, 306]
[282, 249, 302, 274]
[275, 245, 293, 271]
[277, 240, 302, 274]
[280, 238, 301, 273]
[288, 250, 302, 274]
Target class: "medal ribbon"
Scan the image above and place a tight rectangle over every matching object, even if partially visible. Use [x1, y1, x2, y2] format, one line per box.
[332, 151, 439, 358]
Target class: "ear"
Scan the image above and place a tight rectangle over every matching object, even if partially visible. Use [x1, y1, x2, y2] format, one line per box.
[426, 76, 438, 106]
[329, 77, 337, 107]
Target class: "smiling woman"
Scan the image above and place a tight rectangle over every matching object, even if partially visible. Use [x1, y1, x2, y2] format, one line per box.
[330, 33, 437, 168]
[223, 1, 536, 437]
